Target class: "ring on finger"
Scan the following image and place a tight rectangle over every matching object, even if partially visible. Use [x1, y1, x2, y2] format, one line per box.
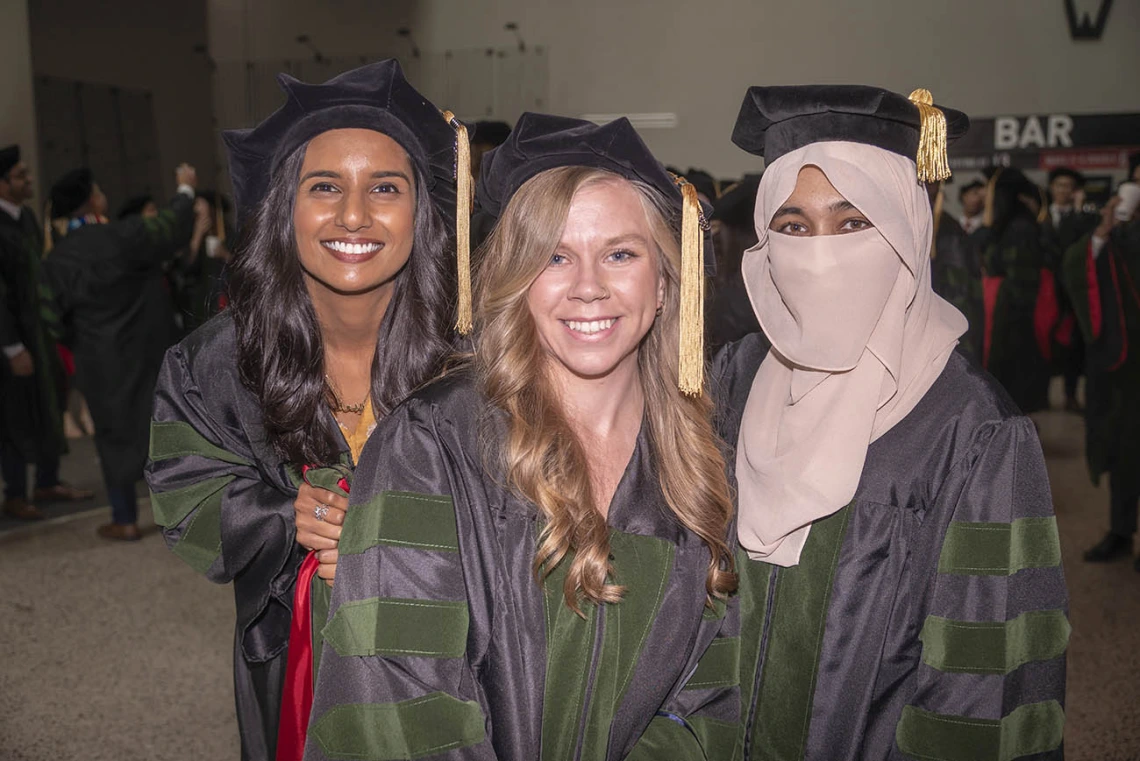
[314, 503, 330, 522]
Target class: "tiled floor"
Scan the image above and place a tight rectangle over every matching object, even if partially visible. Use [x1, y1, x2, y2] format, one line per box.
[0, 396, 1136, 760]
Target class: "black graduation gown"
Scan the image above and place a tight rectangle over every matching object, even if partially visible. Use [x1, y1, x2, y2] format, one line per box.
[304, 373, 739, 761]
[146, 313, 329, 761]
[931, 211, 984, 365]
[1061, 226, 1140, 497]
[977, 216, 1054, 413]
[714, 334, 1069, 761]
[42, 194, 194, 485]
[0, 206, 64, 462]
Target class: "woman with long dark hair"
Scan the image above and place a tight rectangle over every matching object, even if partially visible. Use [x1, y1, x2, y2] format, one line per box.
[304, 114, 738, 761]
[144, 61, 462, 761]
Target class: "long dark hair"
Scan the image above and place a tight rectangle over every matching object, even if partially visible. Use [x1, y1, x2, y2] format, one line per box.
[228, 138, 454, 466]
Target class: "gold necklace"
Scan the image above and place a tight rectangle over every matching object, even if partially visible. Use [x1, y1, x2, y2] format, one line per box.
[324, 374, 367, 415]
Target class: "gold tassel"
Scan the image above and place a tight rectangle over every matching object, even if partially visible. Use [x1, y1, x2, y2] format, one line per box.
[908, 88, 951, 183]
[931, 182, 945, 260]
[42, 200, 54, 255]
[677, 179, 705, 397]
[442, 110, 473, 335]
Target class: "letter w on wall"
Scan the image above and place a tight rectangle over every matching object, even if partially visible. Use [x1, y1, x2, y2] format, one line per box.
[1065, 0, 1112, 40]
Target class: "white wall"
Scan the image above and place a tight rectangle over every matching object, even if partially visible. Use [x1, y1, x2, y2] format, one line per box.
[408, 0, 1140, 177]
[1, 0, 41, 207]
[205, 0, 1140, 178]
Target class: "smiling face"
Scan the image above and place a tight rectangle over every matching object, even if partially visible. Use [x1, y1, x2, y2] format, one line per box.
[293, 128, 416, 296]
[769, 166, 875, 237]
[526, 178, 665, 385]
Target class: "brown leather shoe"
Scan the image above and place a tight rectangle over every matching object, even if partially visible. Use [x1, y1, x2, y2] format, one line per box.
[96, 522, 142, 541]
[2, 497, 45, 521]
[33, 483, 95, 502]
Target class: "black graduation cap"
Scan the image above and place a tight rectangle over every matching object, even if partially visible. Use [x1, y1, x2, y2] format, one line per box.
[474, 112, 710, 394]
[222, 59, 470, 329]
[0, 145, 19, 178]
[472, 121, 512, 148]
[49, 168, 94, 218]
[732, 85, 969, 182]
[222, 60, 460, 226]
[683, 168, 719, 202]
[711, 174, 761, 229]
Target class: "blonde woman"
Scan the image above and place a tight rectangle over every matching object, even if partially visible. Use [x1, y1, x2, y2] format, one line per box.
[304, 114, 738, 761]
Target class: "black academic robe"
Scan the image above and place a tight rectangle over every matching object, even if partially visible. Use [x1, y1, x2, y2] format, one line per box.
[0, 206, 64, 462]
[304, 373, 739, 761]
[1062, 226, 1140, 496]
[146, 313, 328, 761]
[1041, 210, 1099, 383]
[932, 212, 984, 364]
[714, 335, 1069, 761]
[977, 216, 1054, 414]
[42, 194, 193, 485]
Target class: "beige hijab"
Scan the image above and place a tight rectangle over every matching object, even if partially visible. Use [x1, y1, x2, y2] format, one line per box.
[736, 142, 967, 566]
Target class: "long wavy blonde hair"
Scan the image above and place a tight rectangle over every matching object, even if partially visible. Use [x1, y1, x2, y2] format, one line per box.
[475, 166, 736, 613]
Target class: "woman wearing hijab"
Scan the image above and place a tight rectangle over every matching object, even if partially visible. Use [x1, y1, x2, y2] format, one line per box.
[714, 86, 1069, 761]
[144, 61, 462, 761]
[304, 114, 738, 761]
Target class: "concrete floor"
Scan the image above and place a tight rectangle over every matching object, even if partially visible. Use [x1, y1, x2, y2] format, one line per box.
[0, 391, 1136, 760]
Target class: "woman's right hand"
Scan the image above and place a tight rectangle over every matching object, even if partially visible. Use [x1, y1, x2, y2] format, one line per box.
[294, 482, 349, 553]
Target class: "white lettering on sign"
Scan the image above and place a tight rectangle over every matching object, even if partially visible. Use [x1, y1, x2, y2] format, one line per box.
[1047, 115, 1074, 148]
[1020, 116, 1046, 149]
[995, 118, 1020, 150]
[994, 115, 1076, 150]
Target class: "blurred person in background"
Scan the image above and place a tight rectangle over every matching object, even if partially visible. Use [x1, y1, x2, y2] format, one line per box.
[1044, 167, 1101, 413]
[708, 174, 761, 352]
[41, 163, 200, 540]
[957, 177, 985, 233]
[172, 190, 234, 334]
[1063, 181, 1140, 569]
[0, 144, 92, 520]
[930, 180, 984, 363]
[977, 167, 1055, 414]
[118, 195, 159, 221]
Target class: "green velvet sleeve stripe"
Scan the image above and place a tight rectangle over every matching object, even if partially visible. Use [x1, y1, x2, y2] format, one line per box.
[688, 716, 741, 761]
[150, 475, 233, 528]
[169, 482, 226, 575]
[149, 420, 252, 466]
[311, 693, 486, 760]
[311, 577, 331, 679]
[322, 597, 469, 658]
[919, 610, 1070, 675]
[683, 637, 740, 689]
[937, 517, 1061, 576]
[339, 491, 459, 555]
[895, 700, 1064, 761]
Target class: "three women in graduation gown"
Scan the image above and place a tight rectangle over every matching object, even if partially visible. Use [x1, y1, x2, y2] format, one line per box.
[305, 114, 739, 761]
[716, 86, 1069, 761]
[144, 61, 461, 761]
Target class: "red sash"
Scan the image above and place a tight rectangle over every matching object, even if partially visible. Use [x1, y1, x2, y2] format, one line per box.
[275, 468, 351, 761]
